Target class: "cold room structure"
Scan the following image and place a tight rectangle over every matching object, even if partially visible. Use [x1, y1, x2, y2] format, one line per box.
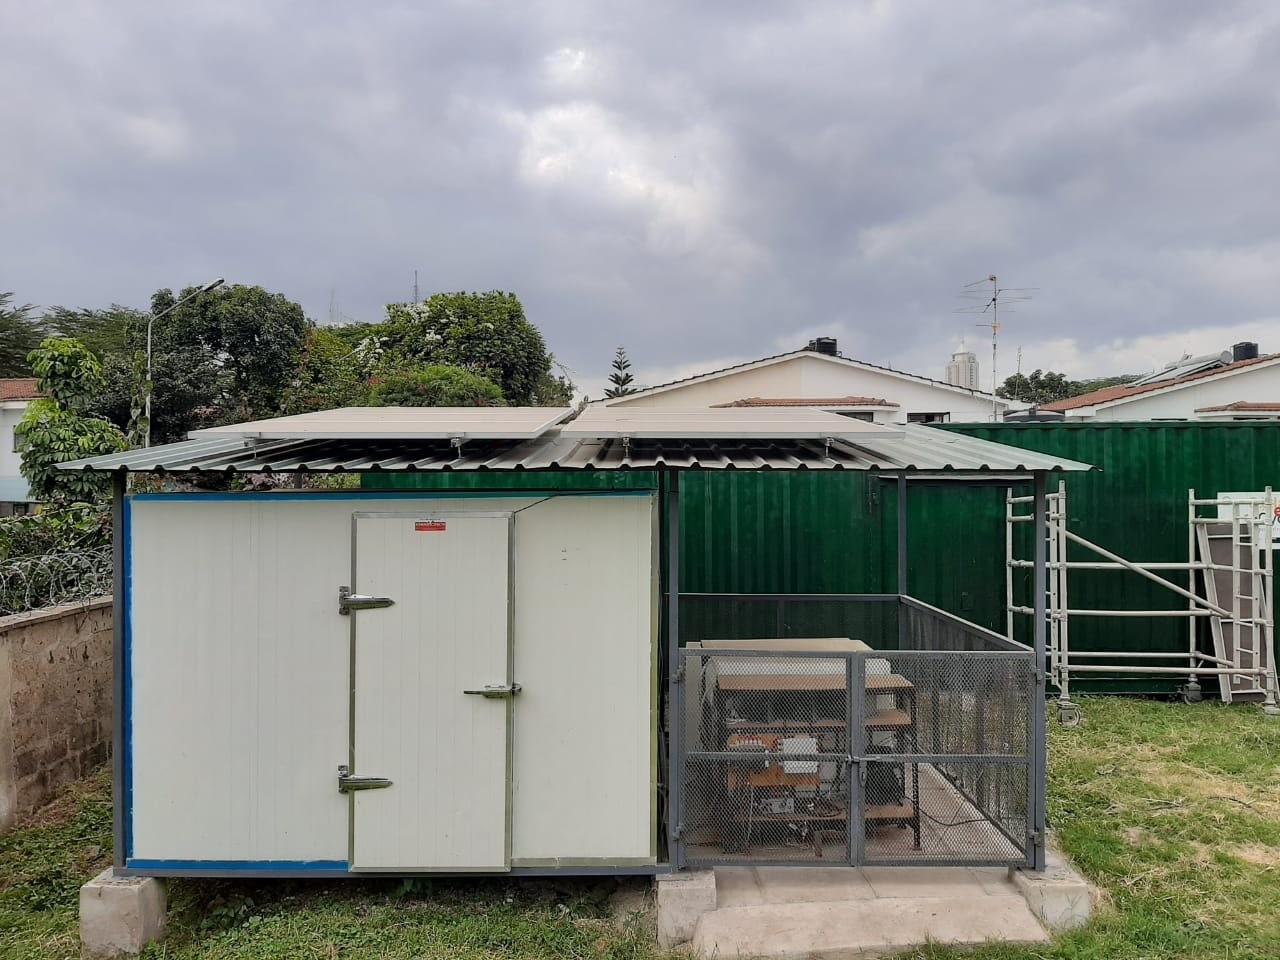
[60, 405, 1091, 877]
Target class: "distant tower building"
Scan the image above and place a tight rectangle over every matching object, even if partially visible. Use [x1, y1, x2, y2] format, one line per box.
[945, 347, 980, 389]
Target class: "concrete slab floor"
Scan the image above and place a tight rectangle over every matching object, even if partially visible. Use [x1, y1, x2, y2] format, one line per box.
[692, 866, 1048, 959]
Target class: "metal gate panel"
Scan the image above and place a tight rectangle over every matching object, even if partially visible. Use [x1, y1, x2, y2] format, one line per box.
[675, 643, 1034, 869]
[349, 512, 514, 872]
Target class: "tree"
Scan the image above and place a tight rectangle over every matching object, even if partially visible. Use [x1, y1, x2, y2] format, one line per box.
[93, 349, 222, 446]
[380, 291, 553, 405]
[0, 293, 45, 376]
[533, 369, 576, 406]
[604, 347, 638, 398]
[43, 304, 143, 359]
[17, 338, 126, 502]
[368, 365, 505, 407]
[996, 369, 1076, 405]
[279, 326, 369, 415]
[150, 283, 309, 420]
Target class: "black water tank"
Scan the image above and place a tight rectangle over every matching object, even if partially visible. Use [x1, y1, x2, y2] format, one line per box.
[806, 337, 838, 356]
[1233, 341, 1259, 362]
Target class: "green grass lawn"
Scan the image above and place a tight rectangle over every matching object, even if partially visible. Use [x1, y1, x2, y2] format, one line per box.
[2, 697, 1278, 959]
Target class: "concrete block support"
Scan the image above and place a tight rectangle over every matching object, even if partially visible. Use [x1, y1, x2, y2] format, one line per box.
[79, 868, 167, 958]
[654, 869, 717, 948]
[1011, 845, 1094, 930]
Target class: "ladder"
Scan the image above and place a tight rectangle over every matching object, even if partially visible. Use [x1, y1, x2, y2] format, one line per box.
[1191, 494, 1277, 704]
[1007, 484, 1279, 721]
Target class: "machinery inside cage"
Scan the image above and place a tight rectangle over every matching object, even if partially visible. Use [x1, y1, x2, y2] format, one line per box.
[672, 596, 1037, 868]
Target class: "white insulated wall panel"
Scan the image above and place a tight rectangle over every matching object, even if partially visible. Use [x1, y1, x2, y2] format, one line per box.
[510, 495, 656, 863]
[126, 493, 655, 866]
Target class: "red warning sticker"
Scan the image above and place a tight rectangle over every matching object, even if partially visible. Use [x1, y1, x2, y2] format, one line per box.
[415, 520, 447, 532]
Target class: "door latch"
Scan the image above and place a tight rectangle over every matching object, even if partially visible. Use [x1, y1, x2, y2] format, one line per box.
[337, 764, 393, 793]
[462, 683, 522, 699]
[338, 586, 395, 615]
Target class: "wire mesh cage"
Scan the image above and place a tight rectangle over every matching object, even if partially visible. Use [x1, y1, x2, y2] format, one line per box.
[673, 595, 1036, 868]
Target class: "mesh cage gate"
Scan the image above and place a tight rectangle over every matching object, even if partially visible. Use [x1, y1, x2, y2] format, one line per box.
[675, 647, 1035, 868]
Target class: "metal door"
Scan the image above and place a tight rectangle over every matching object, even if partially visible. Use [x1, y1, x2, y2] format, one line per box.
[346, 512, 514, 871]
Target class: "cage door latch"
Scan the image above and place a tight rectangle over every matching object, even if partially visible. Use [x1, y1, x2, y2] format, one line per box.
[338, 586, 395, 615]
[337, 764, 393, 793]
[463, 683, 522, 699]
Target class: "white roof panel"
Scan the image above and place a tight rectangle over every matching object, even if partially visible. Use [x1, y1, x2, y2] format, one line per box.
[561, 406, 903, 440]
[188, 406, 573, 441]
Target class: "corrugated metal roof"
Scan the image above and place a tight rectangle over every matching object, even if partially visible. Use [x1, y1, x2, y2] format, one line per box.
[561, 406, 902, 439]
[189, 405, 572, 440]
[56, 425, 1093, 474]
[713, 396, 899, 408]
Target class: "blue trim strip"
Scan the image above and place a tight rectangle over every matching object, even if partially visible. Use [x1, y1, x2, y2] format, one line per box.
[128, 490, 652, 502]
[122, 495, 133, 862]
[126, 859, 349, 872]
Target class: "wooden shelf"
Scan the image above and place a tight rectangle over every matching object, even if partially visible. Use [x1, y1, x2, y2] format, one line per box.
[865, 708, 912, 729]
[865, 801, 915, 821]
[734, 809, 847, 824]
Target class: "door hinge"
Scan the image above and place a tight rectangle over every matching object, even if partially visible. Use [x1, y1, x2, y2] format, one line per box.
[673, 821, 685, 840]
[338, 585, 395, 616]
[463, 682, 522, 699]
[337, 764, 393, 793]
[672, 663, 686, 684]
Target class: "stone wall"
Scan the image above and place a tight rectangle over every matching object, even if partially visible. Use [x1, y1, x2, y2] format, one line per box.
[0, 598, 112, 832]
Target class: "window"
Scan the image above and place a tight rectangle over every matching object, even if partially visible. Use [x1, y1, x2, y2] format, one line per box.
[907, 412, 949, 424]
[833, 411, 875, 422]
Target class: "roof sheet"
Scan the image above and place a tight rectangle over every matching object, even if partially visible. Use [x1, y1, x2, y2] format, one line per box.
[56, 424, 1093, 475]
[189, 406, 573, 440]
[713, 396, 899, 408]
[561, 406, 903, 439]
[1042, 354, 1280, 411]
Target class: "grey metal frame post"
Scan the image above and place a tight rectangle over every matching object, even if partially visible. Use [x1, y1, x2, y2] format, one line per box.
[111, 470, 126, 870]
[666, 469, 683, 868]
[1031, 472, 1048, 870]
[897, 475, 909, 647]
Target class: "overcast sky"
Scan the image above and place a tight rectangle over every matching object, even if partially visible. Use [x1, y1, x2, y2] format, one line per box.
[4, 1, 1279, 398]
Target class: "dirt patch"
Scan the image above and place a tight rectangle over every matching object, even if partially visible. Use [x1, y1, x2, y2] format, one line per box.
[1137, 764, 1280, 814]
[11, 769, 110, 831]
[1123, 827, 1150, 845]
[1228, 843, 1280, 868]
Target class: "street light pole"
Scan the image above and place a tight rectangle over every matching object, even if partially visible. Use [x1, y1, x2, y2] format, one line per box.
[145, 278, 224, 448]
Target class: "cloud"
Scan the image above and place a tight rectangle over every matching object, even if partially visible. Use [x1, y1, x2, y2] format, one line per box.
[1, 0, 1278, 393]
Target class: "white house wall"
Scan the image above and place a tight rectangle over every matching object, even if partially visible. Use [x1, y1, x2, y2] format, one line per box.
[1089, 362, 1280, 420]
[615, 355, 1002, 423]
[0, 404, 32, 502]
[126, 493, 655, 867]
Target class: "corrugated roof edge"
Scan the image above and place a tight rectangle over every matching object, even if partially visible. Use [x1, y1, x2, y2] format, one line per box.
[55, 425, 1094, 475]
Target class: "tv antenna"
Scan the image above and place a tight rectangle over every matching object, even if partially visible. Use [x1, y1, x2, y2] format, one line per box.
[957, 275, 1036, 420]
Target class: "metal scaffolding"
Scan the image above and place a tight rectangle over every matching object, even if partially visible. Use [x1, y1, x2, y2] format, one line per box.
[1007, 483, 1278, 723]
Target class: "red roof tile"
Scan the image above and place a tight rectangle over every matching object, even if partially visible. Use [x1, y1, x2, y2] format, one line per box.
[1195, 401, 1280, 413]
[0, 378, 40, 401]
[1042, 354, 1280, 411]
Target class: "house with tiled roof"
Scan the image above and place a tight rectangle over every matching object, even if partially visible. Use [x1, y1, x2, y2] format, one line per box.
[1, 378, 41, 512]
[1041, 343, 1280, 421]
[602, 338, 1013, 424]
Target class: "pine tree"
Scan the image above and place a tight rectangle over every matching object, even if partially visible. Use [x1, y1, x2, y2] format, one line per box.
[604, 346, 638, 398]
